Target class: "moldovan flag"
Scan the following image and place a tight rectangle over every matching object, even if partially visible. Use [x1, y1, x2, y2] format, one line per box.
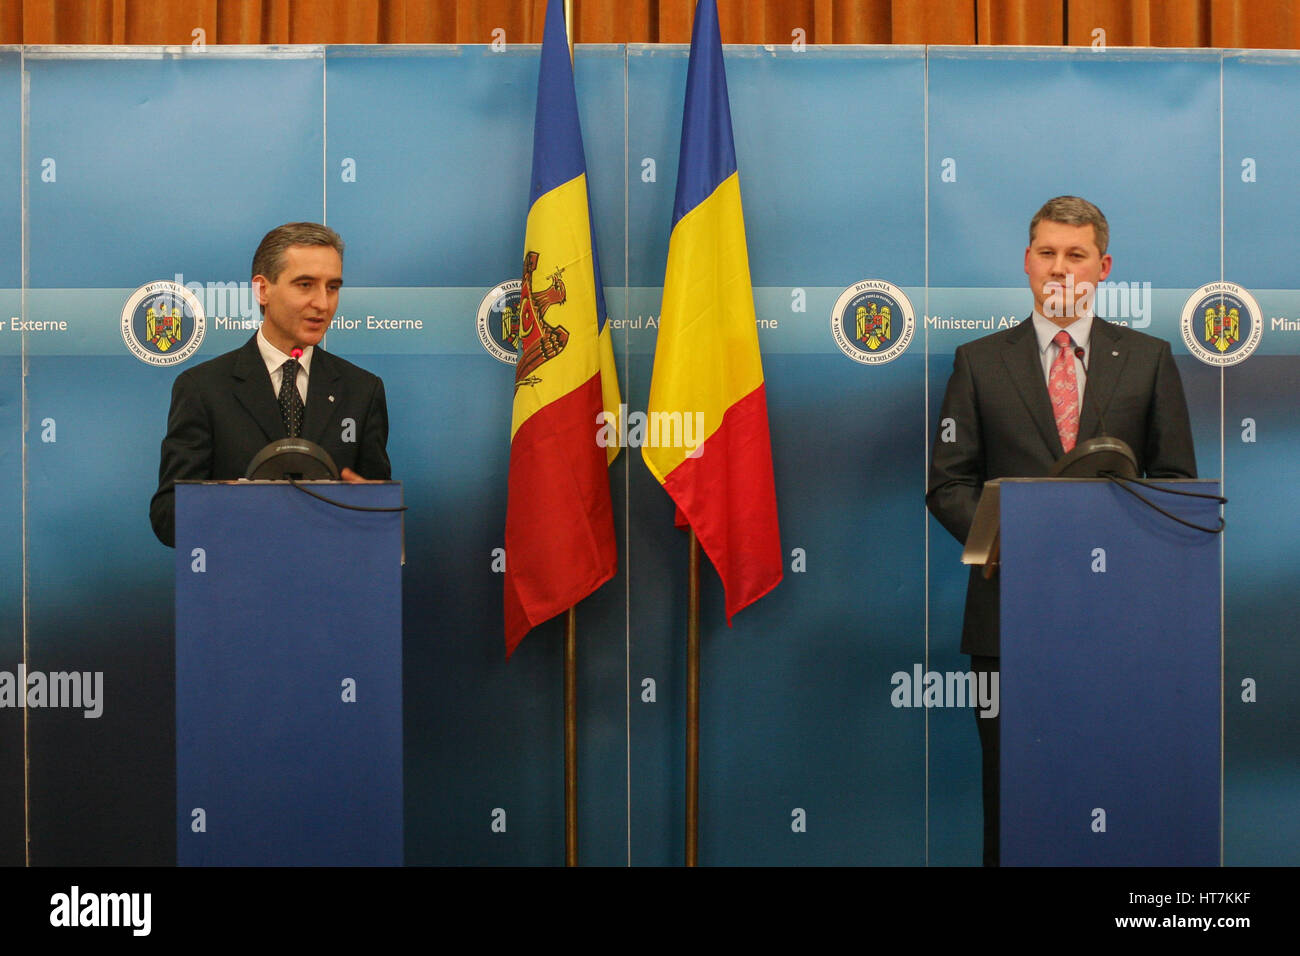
[504, 0, 620, 655]
[642, 0, 782, 622]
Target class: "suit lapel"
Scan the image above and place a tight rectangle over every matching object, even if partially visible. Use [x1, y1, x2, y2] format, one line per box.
[1001, 319, 1064, 458]
[1078, 320, 1127, 441]
[231, 335, 284, 443]
[301, 348, 343, 445]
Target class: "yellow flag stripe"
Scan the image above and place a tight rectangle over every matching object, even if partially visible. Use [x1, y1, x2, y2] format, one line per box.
[643, 172, 764, 483]
[597, 321, 622, 464]
[510, 173, 601, 440]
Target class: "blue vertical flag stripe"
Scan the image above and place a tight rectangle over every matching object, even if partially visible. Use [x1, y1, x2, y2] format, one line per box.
[527, 0, 608, 333]
[671, 0, 739, 228]
[528, 1, 588, 207]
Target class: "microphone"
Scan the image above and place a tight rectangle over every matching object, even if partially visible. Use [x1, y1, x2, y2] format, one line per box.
[291, 347, 303, 359]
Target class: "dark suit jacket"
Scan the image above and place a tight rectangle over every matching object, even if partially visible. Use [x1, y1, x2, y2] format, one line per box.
[150, 334, 391, 546]
[926, 317, 1197, 656]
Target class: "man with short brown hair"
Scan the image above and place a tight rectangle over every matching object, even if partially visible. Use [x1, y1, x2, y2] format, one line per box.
[926, 196, 1197, 865]
[150, 222, 390, 546]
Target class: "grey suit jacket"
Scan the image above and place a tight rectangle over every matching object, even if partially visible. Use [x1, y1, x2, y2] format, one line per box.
[926, 317, 1197, 656]
[150, 334, 391, 546]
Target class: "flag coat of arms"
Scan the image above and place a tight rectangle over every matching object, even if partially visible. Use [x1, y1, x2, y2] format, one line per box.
[504, 0, 620, 655]
[642, 0, 783, 622]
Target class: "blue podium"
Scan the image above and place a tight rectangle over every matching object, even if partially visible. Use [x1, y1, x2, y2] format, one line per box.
[998, 479, 1221, 866]
[174, 481, 404, 866]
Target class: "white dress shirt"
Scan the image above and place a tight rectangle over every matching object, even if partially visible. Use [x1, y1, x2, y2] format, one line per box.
[256, 326, 313, 403]
[1031, 310, 1091, 408]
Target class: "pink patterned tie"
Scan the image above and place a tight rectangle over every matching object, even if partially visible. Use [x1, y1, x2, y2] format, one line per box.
[1049, 331, 1079, 452]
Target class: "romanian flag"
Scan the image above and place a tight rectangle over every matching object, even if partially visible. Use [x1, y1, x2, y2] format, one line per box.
[642, 0, 782, 622]
[504, 0, 620, 655]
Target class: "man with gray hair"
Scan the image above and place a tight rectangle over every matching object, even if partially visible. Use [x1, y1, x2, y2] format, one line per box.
[150, 222, 391, 546]
[926, 196, 1197, 865]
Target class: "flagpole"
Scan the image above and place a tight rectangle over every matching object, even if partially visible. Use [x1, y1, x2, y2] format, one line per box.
[564, 606, 578, 866]
[511, 0, 616, 867]
[685, 530, 701, 866]
[560, 0, 580, 874]
[643, 0, 783, 869]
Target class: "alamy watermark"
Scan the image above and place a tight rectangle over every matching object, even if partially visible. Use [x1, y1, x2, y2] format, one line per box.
[0, 664, 103, 718]
[890, 663, 998, 719]
[1043, 277, 1152, 327]
[172, 272, 258, 325]
[50, 886, 150, 936]
[596, 403, 704, 456]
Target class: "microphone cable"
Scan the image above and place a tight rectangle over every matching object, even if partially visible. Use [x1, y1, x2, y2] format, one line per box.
[1100, 473, 1225, 534]
[1068, 342, 1223, 534]
[287, 477, 408, 513]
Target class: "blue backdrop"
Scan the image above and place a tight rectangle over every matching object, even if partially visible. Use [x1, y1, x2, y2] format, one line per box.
[0, 42, 1294, 866]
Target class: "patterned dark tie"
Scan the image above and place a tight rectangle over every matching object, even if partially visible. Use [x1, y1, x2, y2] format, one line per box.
[278, 357, 304, 438]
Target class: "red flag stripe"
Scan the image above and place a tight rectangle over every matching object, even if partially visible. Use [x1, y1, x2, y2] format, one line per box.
[504, 374, 616, 655]
[660, 382, 782, 622]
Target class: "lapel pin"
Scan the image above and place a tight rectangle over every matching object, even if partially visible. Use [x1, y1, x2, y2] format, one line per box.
[329, 395, 335, 402]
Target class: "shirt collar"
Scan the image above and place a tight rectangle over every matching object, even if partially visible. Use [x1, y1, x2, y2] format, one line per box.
[1032, 310, 1094, 355]
[256, 325, 314, 378]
